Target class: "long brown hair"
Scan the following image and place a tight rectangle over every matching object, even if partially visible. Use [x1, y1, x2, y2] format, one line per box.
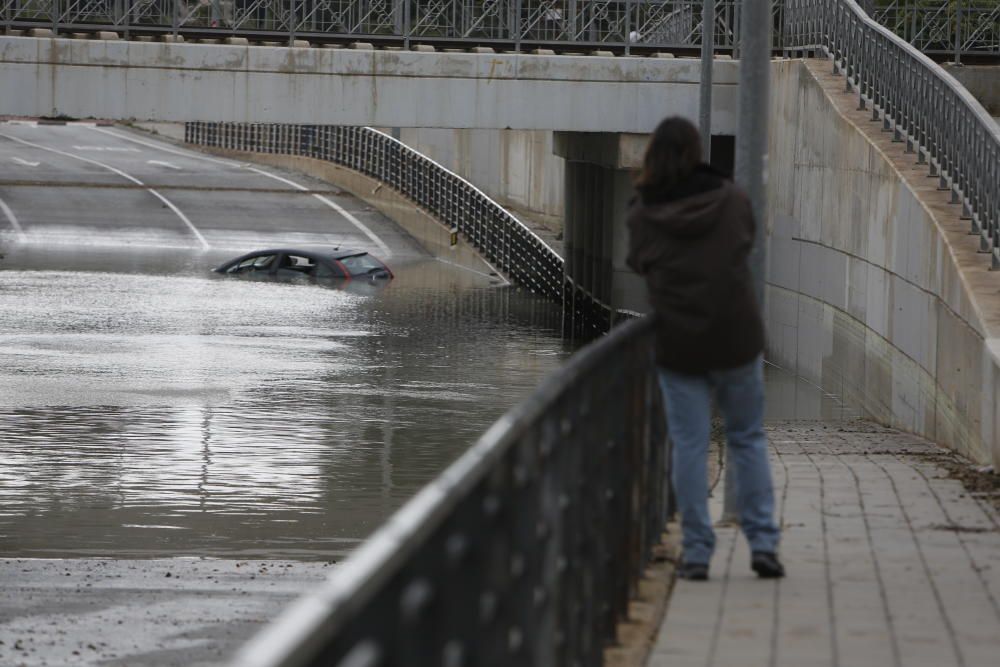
[635, 116, 702, 199]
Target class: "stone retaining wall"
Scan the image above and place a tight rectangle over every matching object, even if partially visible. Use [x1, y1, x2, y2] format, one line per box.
[766, 58, 1000, 468]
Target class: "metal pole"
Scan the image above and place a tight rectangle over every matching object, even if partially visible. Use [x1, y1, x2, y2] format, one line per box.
[723, 0, 771, 525]
[699, 0, 715, 163]
[735, 0, 770, 310]
[954, 3, 962, 66]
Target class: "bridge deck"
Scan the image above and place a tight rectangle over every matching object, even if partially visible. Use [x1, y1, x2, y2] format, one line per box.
[649, 421, 1000, 667]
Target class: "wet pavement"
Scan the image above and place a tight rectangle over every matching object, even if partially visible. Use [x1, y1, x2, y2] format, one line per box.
[650, 421, 1000, 667]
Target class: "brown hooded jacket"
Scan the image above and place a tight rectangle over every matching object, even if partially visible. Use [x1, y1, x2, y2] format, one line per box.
[626, 167, 764, 374]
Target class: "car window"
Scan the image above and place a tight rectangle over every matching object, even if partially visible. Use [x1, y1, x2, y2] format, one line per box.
[227, 254, 275, 273]
[314, 260, 343, 278]
[339, 254, 385, 275]
[280, 255, 316, 273]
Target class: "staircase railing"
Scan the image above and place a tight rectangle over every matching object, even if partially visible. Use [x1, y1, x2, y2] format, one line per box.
[785, 0, 1000, 268]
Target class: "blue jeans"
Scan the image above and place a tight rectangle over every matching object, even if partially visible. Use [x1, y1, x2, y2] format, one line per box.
[657, 355, 780, 565]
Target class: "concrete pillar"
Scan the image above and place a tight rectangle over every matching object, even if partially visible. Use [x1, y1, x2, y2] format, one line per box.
[554, 132, 650, 314]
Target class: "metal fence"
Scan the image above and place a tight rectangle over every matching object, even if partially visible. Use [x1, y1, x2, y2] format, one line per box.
[3, 1, 999, 55]
[0, 0, 778, 51]
[861, 1, 1000, 60]
[184, 121, 619, 328]
[229, 314, 668, 667]
[784, 0, 1000, 268]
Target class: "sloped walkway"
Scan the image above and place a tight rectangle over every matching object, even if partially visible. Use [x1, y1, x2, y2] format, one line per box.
[649, 422, 1000, 667]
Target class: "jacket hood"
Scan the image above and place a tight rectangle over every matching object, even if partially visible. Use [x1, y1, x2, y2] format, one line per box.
[630, 181, 737, 240]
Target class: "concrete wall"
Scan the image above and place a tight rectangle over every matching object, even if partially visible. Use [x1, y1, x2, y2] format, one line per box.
[0, 35, 740, 133]
[941, 64, 1000, 116]
[766, 58, 1000, 468]
[393, 129, 565, 230]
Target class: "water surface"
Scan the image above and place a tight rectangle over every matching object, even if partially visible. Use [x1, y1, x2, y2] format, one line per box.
[0, 249, 572, 559]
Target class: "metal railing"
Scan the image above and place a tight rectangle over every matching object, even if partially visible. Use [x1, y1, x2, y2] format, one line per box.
[0, 0, 779, 52]
[230, 315, 668, 667]
[784, 0, 1000, 268]
[3, 1, 998, 56]
[862, 1, 1000, 60]
[184, 121, 619, 328]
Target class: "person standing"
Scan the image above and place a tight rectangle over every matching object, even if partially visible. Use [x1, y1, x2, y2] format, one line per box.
[626, 116, 783, 581]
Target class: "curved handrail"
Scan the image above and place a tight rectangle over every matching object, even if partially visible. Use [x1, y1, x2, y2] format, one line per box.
[230, 315, 665, 667]
[785, 0, 1000, 266]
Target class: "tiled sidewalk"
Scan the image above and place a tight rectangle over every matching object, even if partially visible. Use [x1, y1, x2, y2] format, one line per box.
[649, 422, 1000, 667]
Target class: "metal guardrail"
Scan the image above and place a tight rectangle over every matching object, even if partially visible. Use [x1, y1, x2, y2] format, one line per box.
[3, 1, 998, 56]
[862, 1, 1000, 60]
[184, 121, 619, 329]
[0, 1, 777, 52]
[784, 0, 1000, 268]
[230, 315, 668, 667]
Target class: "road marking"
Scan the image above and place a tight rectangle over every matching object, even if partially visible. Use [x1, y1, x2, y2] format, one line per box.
[147, 160, 181, 170]
[434, 256, 511, 285]
[11, 157, 40, 167]
[72, 145, 140, 152]
[245, 167, 393, 258]
[90, 127, 237, 166]
[90, 127, 393, 257]
[0, 197, 28, 242]
[0, 132, 210, 250]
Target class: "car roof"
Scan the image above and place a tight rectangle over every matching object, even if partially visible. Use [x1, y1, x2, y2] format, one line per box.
[242, 248, 369, 261]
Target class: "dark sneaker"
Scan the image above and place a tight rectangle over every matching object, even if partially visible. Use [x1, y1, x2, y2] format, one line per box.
[677, 561, 709, 581]
[751, 551, 785, 578]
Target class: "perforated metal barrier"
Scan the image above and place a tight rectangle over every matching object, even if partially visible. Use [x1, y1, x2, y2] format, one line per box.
[185, 121, 620, 329]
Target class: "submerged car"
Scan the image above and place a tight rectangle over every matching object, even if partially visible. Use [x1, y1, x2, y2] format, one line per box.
[213, 248, 393, 282]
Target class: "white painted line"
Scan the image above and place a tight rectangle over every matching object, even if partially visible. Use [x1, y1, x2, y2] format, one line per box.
[92, 128, 395, 257]
[245, 166, 393, 258]
[434, 256, 511, 285]
[147, 160, 181, 170]
[0, 132, 210, 250]
[90, 127, 239, 167]
[72, 145, 140, 152]
[0, 197, 27, 242]
[11, 157, 40, 167]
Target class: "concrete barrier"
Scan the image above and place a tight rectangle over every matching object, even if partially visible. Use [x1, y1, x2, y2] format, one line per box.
[941, 64, 1000, 116]
[392, 128, 565, 233]
[0, 35, 739, 132]
[766, 58, 1000, 468]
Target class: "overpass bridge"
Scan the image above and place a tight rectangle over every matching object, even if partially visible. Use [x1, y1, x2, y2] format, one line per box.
[2, 0, 1000, 666]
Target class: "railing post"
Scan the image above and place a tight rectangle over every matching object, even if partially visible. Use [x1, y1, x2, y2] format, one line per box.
[624, 0, 631, 55]
[403, 0, 410, 50]
[514, 0, 522, 53]
[954, 2, 962, 66]
[699, 0, 715, 163]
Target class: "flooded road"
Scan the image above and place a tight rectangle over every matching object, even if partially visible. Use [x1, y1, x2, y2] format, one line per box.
[0, 122, 864, 667]
[0, 251, 570, 560]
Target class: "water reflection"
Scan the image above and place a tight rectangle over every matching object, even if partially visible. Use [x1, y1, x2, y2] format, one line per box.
[0, 250, 572, 559]
[0, 245, 860, 561]
[763, 361, 864, 422]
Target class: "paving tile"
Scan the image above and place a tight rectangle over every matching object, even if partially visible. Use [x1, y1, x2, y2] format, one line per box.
[648, 421, 1000, 667]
